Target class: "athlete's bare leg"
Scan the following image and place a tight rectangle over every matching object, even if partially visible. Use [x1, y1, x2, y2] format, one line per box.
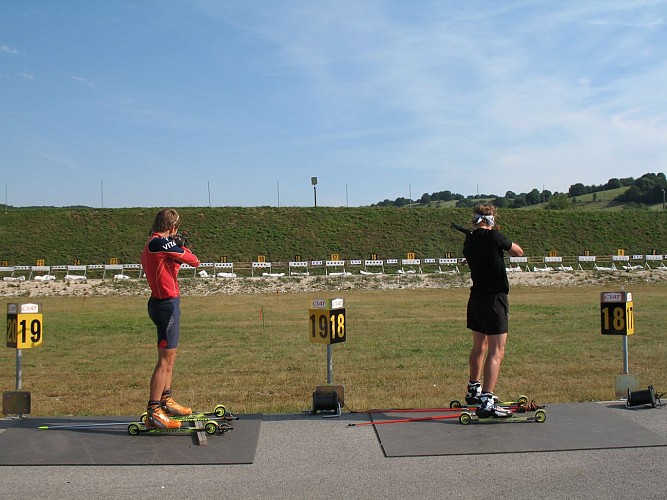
[150, 347, 177, 401]
[469, 331, 488, 382]
[481, 333, 507, 393]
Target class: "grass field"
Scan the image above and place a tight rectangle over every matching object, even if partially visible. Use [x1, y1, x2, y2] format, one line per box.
[2, 283, 665, 416]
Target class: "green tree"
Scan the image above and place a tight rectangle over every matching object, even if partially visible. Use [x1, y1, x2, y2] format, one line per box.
[545, 193, 571, 210]
[525, 189, 541, 206]
[568, 183, 588, 197]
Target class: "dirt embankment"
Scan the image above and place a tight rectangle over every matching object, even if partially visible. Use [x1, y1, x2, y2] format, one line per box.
[1, 269, 666, 298]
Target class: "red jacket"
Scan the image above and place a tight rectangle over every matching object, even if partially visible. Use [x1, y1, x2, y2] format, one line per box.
[141, 234, 200, 299]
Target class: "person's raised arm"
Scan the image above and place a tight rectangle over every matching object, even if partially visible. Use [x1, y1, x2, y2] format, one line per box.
[508, 242, 523, 257]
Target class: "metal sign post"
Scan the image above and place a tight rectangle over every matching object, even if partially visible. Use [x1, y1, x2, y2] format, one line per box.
[16, 348, 22, 390]
[326, 344, 333, 385]
[4, 303, 43, 417]
[600, 290, 639, 398]
[308, 298, 346, 417]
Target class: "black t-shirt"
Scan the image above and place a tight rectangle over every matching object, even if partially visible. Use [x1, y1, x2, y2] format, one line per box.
[463, 228, 513, 294]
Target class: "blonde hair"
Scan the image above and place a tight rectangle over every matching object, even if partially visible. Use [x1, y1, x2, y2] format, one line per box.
[151, 209, 180, 233]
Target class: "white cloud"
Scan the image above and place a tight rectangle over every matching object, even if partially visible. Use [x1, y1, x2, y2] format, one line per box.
[72, 75, 94, 87]
[0, 44, 19, 54]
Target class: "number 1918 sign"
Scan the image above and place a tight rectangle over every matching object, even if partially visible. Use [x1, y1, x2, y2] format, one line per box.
[309, 298, 346, 345]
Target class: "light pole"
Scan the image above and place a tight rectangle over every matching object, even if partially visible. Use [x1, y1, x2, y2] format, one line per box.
[662, 188, 665, 211]
[311, 177, 318, 207]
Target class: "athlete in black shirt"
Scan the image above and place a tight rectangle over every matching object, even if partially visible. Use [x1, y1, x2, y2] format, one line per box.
[462, 204, 523, 418]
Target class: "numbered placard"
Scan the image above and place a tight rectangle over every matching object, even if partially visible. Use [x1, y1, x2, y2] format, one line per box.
[309, 298, 346, 345]
[600, 292, 634, 336]
[7, 303, 43, 348]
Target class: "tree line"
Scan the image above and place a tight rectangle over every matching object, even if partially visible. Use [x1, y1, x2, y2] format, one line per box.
[370, 172, 667, 210]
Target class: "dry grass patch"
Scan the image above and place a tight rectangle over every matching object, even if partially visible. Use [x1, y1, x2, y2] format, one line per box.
[1, 283, 665, 416]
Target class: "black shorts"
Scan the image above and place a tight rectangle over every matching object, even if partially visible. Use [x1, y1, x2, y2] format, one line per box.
[147, 297, 181, 349]
[466, 292, 509, 335]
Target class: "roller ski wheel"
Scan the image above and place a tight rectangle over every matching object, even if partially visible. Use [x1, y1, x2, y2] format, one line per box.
[205, 421, 220, 435]
[534, 409, 547, 423]
[195, 420, 233, 435]
[459, 412, 473, 425]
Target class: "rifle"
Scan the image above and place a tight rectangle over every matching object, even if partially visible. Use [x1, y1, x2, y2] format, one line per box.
[451, 222, 472, 236]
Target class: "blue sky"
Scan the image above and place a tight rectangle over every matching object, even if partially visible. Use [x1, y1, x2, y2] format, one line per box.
[2, 1, 667, 208]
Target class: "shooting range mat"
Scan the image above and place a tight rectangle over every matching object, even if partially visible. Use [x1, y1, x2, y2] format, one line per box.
[0, 414, 262, 465]
[371, 403, 667, 457]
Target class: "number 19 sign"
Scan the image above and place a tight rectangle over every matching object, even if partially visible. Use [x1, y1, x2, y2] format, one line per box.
[309, 298, 346, 345]
[6, 303, 43, 349]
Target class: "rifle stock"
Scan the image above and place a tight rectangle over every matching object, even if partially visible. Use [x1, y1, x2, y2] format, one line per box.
[451, 223, 472, 235]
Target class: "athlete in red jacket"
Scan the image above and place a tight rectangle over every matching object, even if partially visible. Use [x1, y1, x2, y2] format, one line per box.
[140, 209, 200, 429]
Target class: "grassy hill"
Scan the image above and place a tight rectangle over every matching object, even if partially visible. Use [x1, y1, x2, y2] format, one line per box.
[413, 186, 665, 211]
[1, 207, 667, 267]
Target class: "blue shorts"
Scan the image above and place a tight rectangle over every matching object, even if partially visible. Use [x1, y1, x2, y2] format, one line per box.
[466, 292, 509, 335]
[147, 297, 181, 349]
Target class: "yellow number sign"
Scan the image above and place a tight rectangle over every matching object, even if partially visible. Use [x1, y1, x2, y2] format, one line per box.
[600, 291, 634, 336]
[309, 298, 346, 345]
[6, 303, 43, 348]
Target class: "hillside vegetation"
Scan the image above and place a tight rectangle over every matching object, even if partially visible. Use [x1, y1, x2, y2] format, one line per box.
[1, 207, 666, 266]
[376, 172, 667, 210]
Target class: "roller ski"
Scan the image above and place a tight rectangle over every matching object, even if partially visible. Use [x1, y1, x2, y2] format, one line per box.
[449, 396, 530, 409]
[449, 394, 531, 410]
[458, 392, 547, 423]
[450, 382, 538, 412]
[449, 397, 542, 413]
[127, 420, 232, 436]
[140, 404, 237, 424]
[459, 408, 547, 425]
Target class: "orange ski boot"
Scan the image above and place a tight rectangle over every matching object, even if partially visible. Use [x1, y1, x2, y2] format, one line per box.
[146, 404, 181, 429]
[160, 394, 192, 416]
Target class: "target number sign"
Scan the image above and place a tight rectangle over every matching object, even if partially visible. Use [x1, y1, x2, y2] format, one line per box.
[6, 303, 43, 348]
[309, 298, 346, 345]
[600, 292, 634, 336]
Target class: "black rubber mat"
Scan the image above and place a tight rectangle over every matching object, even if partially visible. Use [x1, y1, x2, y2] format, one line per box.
[370, 403, 667, 457]
[0, 414, 261, 465]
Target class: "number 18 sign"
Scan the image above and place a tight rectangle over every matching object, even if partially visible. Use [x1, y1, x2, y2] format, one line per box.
[309, 298, 346, 345]
[600, 291, 634, 336]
